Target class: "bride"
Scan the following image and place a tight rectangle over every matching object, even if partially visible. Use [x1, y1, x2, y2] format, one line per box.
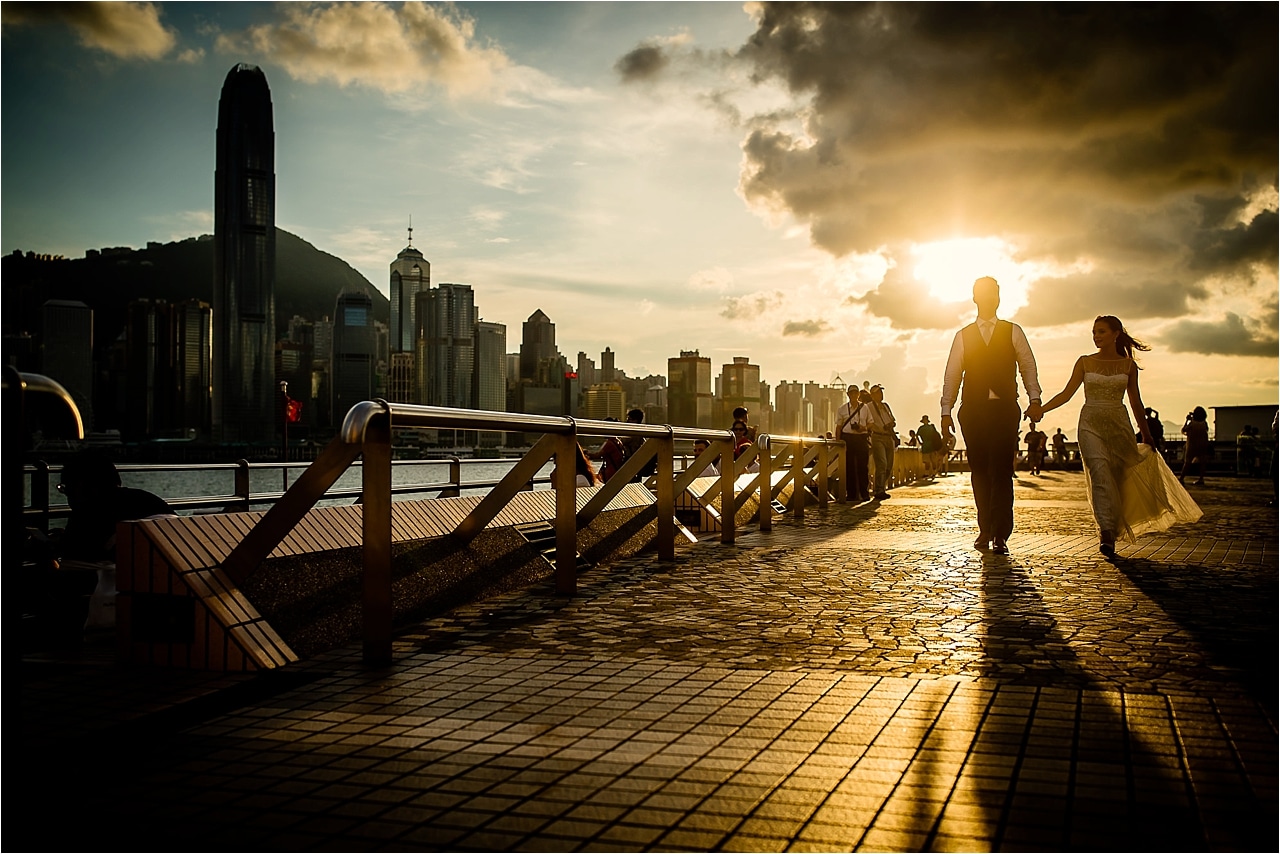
[1035, 315, 1202, 556]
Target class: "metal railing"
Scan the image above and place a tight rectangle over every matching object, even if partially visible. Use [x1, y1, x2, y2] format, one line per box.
[20, 456, 581, 532]
[217, 402, 802, 665]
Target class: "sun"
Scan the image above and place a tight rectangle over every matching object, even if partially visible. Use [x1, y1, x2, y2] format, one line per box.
[910, 237, 1027, 309]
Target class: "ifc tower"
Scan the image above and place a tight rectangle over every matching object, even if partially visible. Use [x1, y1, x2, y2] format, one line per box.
[213, 63, 276, 444]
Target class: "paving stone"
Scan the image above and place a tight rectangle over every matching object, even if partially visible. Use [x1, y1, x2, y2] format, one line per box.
[16, 472, 1277, 851]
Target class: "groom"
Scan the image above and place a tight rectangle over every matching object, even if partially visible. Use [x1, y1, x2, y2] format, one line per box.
[940, 276, 1042, 554]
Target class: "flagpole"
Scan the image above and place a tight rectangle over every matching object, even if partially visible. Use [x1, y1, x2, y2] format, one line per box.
[280, 380, 289, 491]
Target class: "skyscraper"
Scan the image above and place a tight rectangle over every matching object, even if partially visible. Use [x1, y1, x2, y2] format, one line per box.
[519, 310, 558, 383]
[600, 346, 616, 384]
[719, 356, 762, 427]
[389, 225, 429, 354]
[41, 299, 94, 432]
[123, 299, 171, 441]
[473, 320, 507, 412]
[415, 283, 475, 409]
[213, 63, 276, 443]
[332, 290, 376, 426]
[173, 299, 213, 440]
[668, 350, 713, 428]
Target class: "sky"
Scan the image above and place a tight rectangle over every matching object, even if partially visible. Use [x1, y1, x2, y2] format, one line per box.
[3, 2, 1277, 440]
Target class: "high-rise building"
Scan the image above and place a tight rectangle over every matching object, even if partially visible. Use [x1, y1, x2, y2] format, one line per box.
[213, 63, 276, 443]
[668, 350, 713, 428]
[389, 225, 429, 354]
[582, 383, 625, 421]
[41, 299, 94, 432]
[173, 299, 213, 440]
[415, 283, 475, 409]
[473, 320, 507, 412]
[331, 290, 376, 426]
[719, 356, 762, 427]
[576, 351, 597, 389]
[519, 310, 558, 383]
[600, 346, 616, 383]
[123, 299, 173, 441]
[774, 380, 810, 435]
[313, 317, 333, 363]
[388, 352, 415, 403]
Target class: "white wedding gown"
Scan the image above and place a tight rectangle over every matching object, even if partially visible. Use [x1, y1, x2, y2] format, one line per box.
[1077, 357, 1203, 541]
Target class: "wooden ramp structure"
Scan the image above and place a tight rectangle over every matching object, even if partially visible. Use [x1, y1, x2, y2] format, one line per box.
[117, 483, 658, 671]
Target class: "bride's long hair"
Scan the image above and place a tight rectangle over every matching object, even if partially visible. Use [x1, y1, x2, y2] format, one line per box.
[1097, 315, 1151, 361]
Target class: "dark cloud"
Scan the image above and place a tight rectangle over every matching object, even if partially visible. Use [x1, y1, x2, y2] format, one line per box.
[846, 265, 969, 330]
[731, 3, 1278, 332]
[1189, 209, 1279, 274]
[2, 1, 177, 59]
[615, 43, 669, 82]
[1017, 272, 1209, 328]
[781, 319, 831, 337]
[1160, 311, 1279, 357]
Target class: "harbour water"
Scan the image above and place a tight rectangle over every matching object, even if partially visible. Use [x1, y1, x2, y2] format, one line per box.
[35, 459, 553, 519]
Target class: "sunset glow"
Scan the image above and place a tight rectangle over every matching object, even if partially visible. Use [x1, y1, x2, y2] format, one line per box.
[910, 237, 1030, 312]
[1, 2, 1274, 440]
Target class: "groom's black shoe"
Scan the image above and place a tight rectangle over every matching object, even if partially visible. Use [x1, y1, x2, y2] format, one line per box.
[973, 536, 990, 551]
[992, 539, 1009, 555]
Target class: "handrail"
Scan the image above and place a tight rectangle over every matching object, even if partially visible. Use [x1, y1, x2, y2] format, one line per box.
[216, 402, 764, 665]
[756, 433, 846, 532]
[114, 401, 916, 667]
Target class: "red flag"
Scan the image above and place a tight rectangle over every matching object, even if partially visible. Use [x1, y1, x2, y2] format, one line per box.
[286, 398, 303, 423]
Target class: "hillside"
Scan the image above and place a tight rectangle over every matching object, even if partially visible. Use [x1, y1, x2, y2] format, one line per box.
[2, 229, 388, 349]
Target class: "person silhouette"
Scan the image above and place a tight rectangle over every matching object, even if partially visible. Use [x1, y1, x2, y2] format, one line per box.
[1038, 315, 1201, 556]
[940, 276, 1043, 554]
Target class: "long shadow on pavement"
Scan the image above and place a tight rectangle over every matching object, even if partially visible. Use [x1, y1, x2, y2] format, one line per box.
[1112, 556, 1278, 719]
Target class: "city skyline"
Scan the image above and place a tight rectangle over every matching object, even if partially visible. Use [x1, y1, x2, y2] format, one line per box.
[2, 3, 1275, 439]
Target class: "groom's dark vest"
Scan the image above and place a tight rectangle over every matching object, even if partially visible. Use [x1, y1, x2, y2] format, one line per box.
[960, 320, 1017, 405]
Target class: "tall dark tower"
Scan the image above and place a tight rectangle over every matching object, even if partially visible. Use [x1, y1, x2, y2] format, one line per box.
[213, 63, 276, 444]
[390, 220, 429, 354]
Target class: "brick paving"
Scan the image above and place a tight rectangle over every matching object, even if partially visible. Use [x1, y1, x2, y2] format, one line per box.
[16, 471, 1277, 852]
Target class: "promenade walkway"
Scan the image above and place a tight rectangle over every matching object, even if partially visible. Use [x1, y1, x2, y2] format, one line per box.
[17, 471, 1277, 852]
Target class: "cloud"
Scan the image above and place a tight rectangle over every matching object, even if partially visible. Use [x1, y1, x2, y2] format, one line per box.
[688, 267, 733, 293]
[1160, 311, 1279, 357]
[848, 264, 970, 330]
[1016, 271, 1209, 328]
[616, 44, 669, 83]
[3, 1, 177, 60]
[721, 290, 786, 320]
[1189, 209, 1279, 274]
[214, 1, 511, 99]
[727, 3, 1278, 332]
[781, 319, 831, 337]
[615, 30, 699, 84]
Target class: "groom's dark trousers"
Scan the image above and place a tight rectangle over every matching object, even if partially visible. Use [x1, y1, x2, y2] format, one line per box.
[958, 398, 1021, 542]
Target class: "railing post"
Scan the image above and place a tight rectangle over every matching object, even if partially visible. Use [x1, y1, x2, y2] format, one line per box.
[553, 429, 578, 595]
[656, 427, 675, 560]
[792, 439, 806, 519]
[234, 459, 251, 511]
[362, 403, 393, 666]
[719, 438, 735, 545]
[444, 456, 462, 498]
[759, 435, 773, 532]
[818, 441, 829, 507]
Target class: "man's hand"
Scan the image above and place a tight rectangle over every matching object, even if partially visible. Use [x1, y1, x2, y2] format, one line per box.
[941, 415, 954, 445]
[1026, 401, 1044, 423]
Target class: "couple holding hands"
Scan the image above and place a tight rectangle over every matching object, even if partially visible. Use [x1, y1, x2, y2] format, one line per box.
[941, 276, 1200, 557]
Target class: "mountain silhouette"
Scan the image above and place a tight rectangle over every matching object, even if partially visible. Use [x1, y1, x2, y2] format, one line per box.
[2, 229, 388, 351]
